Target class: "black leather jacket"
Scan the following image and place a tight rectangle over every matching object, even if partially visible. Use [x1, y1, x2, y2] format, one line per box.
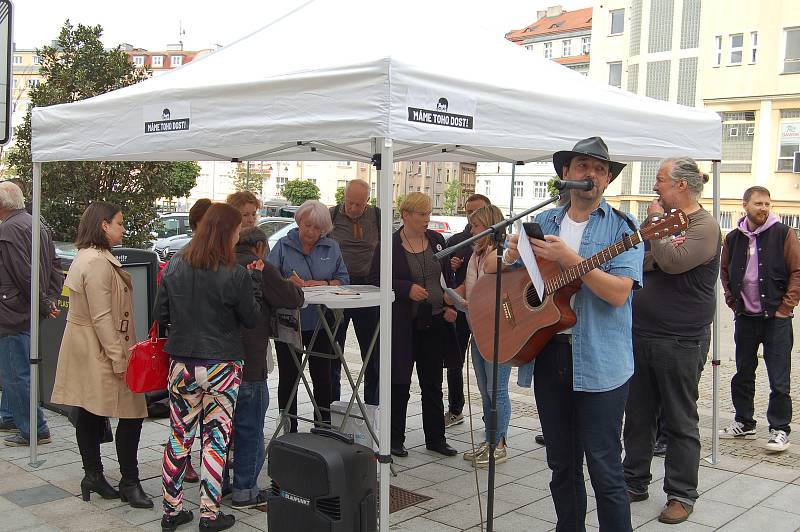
[155, 256, 263, 361]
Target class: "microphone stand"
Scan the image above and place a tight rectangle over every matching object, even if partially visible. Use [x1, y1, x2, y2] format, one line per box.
[434, 193, 562, 532]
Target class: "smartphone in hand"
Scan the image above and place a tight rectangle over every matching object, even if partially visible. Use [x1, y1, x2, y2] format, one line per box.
[522, 222, 545, 241]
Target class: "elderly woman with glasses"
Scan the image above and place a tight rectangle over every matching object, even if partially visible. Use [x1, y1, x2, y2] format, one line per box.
[368, 192, 459, 458]
[267, 200, 349, 433]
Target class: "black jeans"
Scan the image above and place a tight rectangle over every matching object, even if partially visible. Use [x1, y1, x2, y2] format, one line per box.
[276, 329, 333, 433]
[74, 407, 144, 480]
[391, 315, 448, 448]
[623, 334, 709, 506]
[534, 340, 632, 532]
[332, 306, 380, 406]
[732, 315, 793, 433]
[445, 311, 470, 416]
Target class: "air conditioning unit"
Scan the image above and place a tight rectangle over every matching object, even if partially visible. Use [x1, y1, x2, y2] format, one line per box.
[793, 151, 800, 173]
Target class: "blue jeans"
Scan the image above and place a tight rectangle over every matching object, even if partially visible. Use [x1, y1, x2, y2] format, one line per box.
[534, 339, 632, 532]
[1, 388, 12, 423]
[0, 332, 48, 440]
[470, 340, 512, 444]
[231, 380, 269, 501]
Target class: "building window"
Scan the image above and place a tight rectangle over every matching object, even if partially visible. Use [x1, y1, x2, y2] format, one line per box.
[484, 180, 491, 196]
[608, 62, 622, 88]
[627, 63, 639, 93]
[27, 79, 40, 88]
[629, 0, 643, 55]
[532, 181, 548, 199]
[32, 55, 40, 65]
[713, 35, 722, 67]
[677, 57, 698, 106]
[619, 165, 633, 195]
[720, 211, 733, 230]
[730, 33, 743, 65]
[582, 37, 591, 55]
[720, 111, 755, 173]
[277, 176, 288, 193]
[637, 201, 650, 222]
[780, 214, 800, 228]
[639, 161, 659, 194]
[513, 181, 524, 198]
[619, 200, 630, 213]
[750, 31, 758, 63]
[562, 39, 571, 57]
[12, 79, 17, 89]
[170, 55, 183, 67]
[543, 42, 552, 59]
[778, 110, 800, 172]
[648, 0, 674, 53]
[645, 60, 671, 101]
[12, 55, 21, 65]
[785, 27, 800, 73]
[435, 194, 442, 208]
[680, 0, 701, 49]
[610, 9, 625, 35]
[133, 55, 145, 67]
[151, 55, 164, 67]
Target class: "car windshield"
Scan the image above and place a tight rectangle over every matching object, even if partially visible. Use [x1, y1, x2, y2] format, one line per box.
[153, 217, 183, 238]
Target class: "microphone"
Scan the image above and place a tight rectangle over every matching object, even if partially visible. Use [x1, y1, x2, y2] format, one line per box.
[554, 179, 594, 191]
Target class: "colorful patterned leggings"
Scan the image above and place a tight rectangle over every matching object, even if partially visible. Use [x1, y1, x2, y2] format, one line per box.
[162, 359, 241, 519]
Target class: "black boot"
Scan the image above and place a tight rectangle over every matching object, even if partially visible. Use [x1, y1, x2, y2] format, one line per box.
[80, 471, 120, 501]
[119, 478, 154, 509]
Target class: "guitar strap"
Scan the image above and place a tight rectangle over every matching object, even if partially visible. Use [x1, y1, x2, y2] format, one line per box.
[611, 207, 639, 242]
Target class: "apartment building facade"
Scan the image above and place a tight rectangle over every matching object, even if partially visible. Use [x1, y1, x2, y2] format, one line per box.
[589, 0, 800, 230]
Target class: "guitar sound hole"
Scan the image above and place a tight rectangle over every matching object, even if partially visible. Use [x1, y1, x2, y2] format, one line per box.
[525, 284, 543, 308]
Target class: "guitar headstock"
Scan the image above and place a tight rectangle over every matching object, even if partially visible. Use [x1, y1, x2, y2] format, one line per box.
[640, 209, 688, 241]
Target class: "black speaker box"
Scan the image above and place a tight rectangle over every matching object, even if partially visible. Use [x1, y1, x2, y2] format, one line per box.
[267, 428, 377, 532]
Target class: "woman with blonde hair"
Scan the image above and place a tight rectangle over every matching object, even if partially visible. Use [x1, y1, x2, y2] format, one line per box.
[452, 204, 514, 466]
[368, 192, 459, 457]
[51, 202, 152, 508]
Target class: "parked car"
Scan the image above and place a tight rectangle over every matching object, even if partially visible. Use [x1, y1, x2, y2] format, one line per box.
[151, 212, 190, 239]
[268, 221, 297, 250]
[153, 233, 191, 262]
[257, 216, 294, 239]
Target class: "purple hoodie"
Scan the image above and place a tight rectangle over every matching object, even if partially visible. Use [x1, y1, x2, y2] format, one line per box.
[737, 212, 780, 313]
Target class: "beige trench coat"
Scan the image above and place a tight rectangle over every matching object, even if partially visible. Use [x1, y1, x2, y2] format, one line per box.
[51, 247, 147, 419]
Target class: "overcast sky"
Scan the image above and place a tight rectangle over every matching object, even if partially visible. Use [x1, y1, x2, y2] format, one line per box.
[13, 0, 590, 51]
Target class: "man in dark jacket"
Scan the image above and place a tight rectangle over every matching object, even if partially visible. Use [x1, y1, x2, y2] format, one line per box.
[329, 179, 381, 405]
[442, 193, 489, 428]
[720, 186, 800, 453]
[229, 227, 304, 509]
[0, 181, 62, 446]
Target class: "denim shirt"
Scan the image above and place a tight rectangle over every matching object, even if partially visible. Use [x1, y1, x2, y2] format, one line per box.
[267, 228, 350, 331]
[517, 199, 643, 392]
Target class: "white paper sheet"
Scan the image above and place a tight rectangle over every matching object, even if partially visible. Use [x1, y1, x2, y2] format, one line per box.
[515, 221, 545, 301]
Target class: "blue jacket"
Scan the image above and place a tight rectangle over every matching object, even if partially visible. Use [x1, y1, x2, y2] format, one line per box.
[267, 228, 349, 330]
[517, 199, 643, 392]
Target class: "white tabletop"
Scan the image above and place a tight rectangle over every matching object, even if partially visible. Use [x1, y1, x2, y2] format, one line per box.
[301, 284, 394, 309]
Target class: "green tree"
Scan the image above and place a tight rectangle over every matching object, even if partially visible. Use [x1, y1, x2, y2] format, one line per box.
[335, 186, 345, 205]
[233, 162, 267, 194]
[442, 179, 462, 215]
[395, 194, 405, 212]
[547, 176, 570, 206]
[282, 179, 320, 205]
[7, 21, 200, 248]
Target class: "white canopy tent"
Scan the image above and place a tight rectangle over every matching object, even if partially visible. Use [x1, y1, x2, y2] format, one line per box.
[29, 0, 722, 529]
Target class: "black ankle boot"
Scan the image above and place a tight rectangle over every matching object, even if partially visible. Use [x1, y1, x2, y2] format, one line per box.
[119, 478, 154, 509]
[81, 471, 120, 501]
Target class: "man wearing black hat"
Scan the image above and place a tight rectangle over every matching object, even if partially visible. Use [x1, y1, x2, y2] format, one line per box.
[506, 137, 642, 531]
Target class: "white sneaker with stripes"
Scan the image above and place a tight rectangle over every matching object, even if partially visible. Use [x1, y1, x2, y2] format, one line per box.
[719, 420, 756, 439]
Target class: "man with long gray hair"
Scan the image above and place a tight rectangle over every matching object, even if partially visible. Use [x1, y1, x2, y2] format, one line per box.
[623, 157, 721, 524]
[0, 181, 62, 446]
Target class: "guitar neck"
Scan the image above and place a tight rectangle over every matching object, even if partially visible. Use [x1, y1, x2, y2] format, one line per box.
[545, 231, 642, 294]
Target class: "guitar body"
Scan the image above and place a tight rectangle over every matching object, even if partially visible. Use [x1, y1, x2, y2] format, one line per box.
[468, 258, 579, 367]
[467, 209, 688, 367]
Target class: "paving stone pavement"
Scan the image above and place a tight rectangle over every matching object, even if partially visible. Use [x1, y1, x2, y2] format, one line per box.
[0, 315, 797, 531]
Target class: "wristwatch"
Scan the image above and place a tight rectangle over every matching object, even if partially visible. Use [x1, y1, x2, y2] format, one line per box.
[501, 248, 516, 266]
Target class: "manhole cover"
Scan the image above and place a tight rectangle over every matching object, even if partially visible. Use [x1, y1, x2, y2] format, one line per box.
[389, 485, 431, 513]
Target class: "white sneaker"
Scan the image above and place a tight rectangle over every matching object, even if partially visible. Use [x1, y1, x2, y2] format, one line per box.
[765, 429, 790, 452]
[719, 420, 757, 440]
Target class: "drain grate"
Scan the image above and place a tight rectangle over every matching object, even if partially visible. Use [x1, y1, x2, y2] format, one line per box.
[389, 485, 432, 513]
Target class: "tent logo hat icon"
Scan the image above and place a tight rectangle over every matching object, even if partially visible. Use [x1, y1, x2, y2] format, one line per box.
[145, 105, 190, 134]
[162, 108, 171, 120]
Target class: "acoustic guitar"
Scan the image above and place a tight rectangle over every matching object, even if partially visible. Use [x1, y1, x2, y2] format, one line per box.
[468, 209, 687, 366]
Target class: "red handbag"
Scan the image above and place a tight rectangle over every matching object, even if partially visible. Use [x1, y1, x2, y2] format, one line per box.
[126, 322, 169, 393]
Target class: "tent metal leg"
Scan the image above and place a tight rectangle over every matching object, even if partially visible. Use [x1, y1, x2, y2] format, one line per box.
[375, 137, 393, 532]
[706, 160, 721, 465]
[29, 162, 44, 468]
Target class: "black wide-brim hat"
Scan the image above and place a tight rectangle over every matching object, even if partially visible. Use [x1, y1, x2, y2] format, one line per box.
[552, 136, 627, 181]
